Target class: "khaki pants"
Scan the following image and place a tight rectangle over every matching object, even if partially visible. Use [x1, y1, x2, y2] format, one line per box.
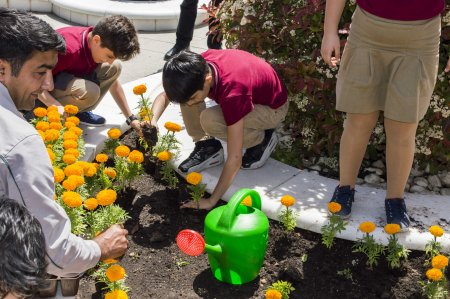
[50, 61, 122, 112]
[181, 101, 289, 148]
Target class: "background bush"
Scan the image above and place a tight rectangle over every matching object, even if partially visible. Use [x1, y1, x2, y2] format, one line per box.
[218, 0, 450, 174]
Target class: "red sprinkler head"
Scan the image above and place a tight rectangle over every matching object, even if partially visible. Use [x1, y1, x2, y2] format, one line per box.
[176, 229, 205, 256]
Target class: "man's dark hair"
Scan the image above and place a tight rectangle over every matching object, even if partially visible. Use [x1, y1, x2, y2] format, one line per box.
[0, 197, 47, 298]
[92, 15, 140, 61]
[0, 8, 66, 76]
[162, 51, 210, 104]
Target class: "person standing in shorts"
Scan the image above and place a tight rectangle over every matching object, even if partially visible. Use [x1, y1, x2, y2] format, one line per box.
[320, 0, 447, 231]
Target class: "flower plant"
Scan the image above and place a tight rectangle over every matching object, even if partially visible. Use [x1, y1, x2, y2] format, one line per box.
[278, 195, 298, 232]
[352, 221, 385, 268]
[265, 280, 295, 299]
[384, 224, 410, 269]
[321, 202, 347, 249]
[186, 172, 206, 207]
[426, 225, 445, 261]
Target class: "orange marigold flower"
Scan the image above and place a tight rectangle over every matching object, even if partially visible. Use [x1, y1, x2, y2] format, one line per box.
[47, 148, 55, 161]
[359, 221, 376, 234]
[265, 289, 282, 299]
[133, 84, 147, 95]
[241, 196, 252, 207]
[33, 107, 47, 118]
[186, 172, 202, 185]
[96, 189, 117, 206]
[115, 145, 130, 158]
[96, 153, 109, 163]
[105, 290, 128, 299]
[63, 131, 78, 141]
[128, 150, 144, 163]
[104, 167, 117, 179]
[45, 129, 60, 142]
[62, 191, 82, 208]
[65, 148, 80, 158]
[107, 128, 121, 139]
[68, 175, 84, 187]
[66, 116, 80, 126]
[64, 105, 79, 115]
[47, 105, 58, 112]
[384, 224, 401, 235]
[62, 179, 77, 191]
[64, 121, 76, 129]
[84, 164, 97, 177]
[164, 122, 182, 132]
[64, 164, 84, 177]
[429, 225, 444, 237]
[63, 154, 77, 165]
[69, 126, 83, 137]
[53, 167, 65, 183]
[49, 122, 63, 130]
[280, 195, 295, 207]
[431, 255, 448, 270]
[37, 130, 45, 141]
[157, 151, 172, 161]
[47, 111, 60, 123]
[105, 264, 126, 282]
[63, 140, 78, 150]
[426, 268, 443, 281]
[103, 258, 118, 264]
[84, 197, 98, 211]
[36, 121, 50, 132]
[328, 202, 341, 214]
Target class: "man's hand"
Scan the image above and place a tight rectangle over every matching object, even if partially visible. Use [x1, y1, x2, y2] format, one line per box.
[130, 119, 143, 137]
[94, 224, 129, 260]
[181, 197, 217, 210]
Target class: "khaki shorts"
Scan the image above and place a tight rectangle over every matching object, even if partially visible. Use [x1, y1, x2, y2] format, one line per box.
[336, 6, 440, 123]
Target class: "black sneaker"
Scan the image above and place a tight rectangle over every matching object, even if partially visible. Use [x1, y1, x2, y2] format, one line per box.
[178, 139, 224, 173]
[241, 129, 278, 169]
[329, 185, 355, 219]
[385, 198, 410, 232]
[76, 111, 105, 126]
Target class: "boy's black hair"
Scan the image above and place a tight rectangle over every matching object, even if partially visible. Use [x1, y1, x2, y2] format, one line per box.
[92, 15, 140, 61]
[0, 8, 66, 76]
[162, 51, 210, 104]
[0, 197, 47, 298]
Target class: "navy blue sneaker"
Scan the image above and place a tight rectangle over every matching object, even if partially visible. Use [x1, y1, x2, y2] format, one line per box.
[385, 198, 410, 232]
[76, 111, 105, 126]
[329, 185, 355, 219]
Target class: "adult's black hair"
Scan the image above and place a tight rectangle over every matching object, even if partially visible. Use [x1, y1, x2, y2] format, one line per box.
[92, 15, 140, 61]
[162, 51, 210, 104]
[0, 8, 66, 76]
[0, 197, 47, 298]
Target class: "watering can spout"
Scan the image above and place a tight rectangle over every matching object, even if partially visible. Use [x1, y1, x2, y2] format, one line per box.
[205, 244, 222, 255]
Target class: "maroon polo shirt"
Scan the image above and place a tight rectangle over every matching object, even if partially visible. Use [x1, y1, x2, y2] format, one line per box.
[356, 0, 444, 21]
[202, 49, 287, 126]
[53, 26, 98, 77]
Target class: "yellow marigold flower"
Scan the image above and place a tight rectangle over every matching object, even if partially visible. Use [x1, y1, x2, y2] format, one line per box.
[62, 179, 77, 191]
[44, 129, 60, 142]
[128, 150, 144, 164]
[186, 172, 202, 185]
[157, 151, 172, 161]
[64, 105, 79, 115]
[84, 197, 98, 211]
[108, 128, 121, 139]
[115, 145, 130, 158]
[103, 258, 118, 264]
[85, 164, 97, 177]
[47, 111, 60, 123]
[47, 105, 58, 112]
[384, 224, 401, 235]
[265, 289, 282, 299]
[92, 162, 100, 169]
[96, 189, 117, 206]
[37, 130, 45, 141]
[96, 153, 109, 163]
[241, 196, 252, 207]
[328, 202, 341, 214]
[359, 221, 376, 234]
[164, 122, 182, 132]
[429, 225, 444, 237]
[426, 268, 443, 281]
[33, 107, 47, 118]
[36, 121, 50, 132]
[63, 154, 77, 165]
[53, 167, 65, 183]
[63, 140, 78, 150]
[64, 164, 84, 177]
[64, 121, 76, 129]
[63, 131, 78, 141]
[133, 84, 147, 95]
[280, 195, 295, 207]
[65, 148, 80, 158]
[49, 122, 63, 130]
[105, 290, 128, 299]
[47, 148, 55, 161]
[69, 126, 83, 137]
[105, 264, 126, 282]
[431, 255, 448, 270]
[143, 116, 150, 121]
[104, 167, 117, 179]
[66, 116, 80, 126]
[68, 175, 84, 187]
[62, 191, 82, 208]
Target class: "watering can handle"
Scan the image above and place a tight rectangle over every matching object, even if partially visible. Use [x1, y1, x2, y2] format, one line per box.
[217, 189, 262, 230]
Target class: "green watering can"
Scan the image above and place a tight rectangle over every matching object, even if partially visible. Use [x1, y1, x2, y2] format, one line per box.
[176, 189, 269, 285]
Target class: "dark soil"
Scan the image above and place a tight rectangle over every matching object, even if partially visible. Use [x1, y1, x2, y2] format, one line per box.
[76, 131, 448, 299]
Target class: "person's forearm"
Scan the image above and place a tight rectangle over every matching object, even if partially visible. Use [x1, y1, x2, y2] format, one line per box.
[109, 80, 133, 118]
[39, 90, 63, 107]
[151, 92, 170, 123]
[209, 157, 241, 204]
[323, 0, 346, 36]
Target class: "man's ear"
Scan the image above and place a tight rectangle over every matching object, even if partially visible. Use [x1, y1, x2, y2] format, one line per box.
[204, 73, 213, 87]
[0, 59, 7, 83]
[92, 34, 102, 46]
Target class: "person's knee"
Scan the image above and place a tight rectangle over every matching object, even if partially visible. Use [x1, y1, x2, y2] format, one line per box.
[200, 109, 221, 135]
[75, 80, 101, 107]
[109, 60, 122, 78]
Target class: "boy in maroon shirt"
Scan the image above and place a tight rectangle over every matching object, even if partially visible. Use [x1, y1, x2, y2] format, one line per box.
[38, 15, 142, 132]
[151, 49, 288, 210]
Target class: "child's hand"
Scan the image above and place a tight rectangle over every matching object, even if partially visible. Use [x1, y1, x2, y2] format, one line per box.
[321, 33, 341, 68]
[130, 119, 143, 137]
[181, 198, 216, 210]
[444, 57, 450, 73]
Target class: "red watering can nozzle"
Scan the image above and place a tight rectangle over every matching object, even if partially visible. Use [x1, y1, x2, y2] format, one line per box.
[176, 229, 205, 256]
